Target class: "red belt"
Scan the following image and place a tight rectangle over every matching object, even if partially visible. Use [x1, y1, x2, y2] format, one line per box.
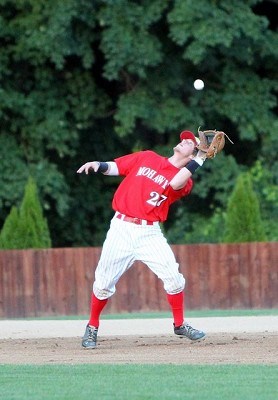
[116, 213, 155, 226]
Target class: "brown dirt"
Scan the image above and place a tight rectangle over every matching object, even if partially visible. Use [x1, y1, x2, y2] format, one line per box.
[1, 332, 277, 365]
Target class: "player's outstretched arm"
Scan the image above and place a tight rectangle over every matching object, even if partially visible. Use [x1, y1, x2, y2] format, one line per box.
[170, 151, 206, 190]
[170, 168, 192, 190]
[77, 161, 119, 176]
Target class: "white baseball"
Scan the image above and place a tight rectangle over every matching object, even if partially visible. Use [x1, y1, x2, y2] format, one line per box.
[193, 79, 204, 90]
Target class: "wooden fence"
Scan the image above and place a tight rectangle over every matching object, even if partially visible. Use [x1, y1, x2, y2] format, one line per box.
[0, 242, 277, 318]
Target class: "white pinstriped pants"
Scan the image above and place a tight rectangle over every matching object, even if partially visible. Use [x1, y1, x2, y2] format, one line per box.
[93, 214, 186, 299]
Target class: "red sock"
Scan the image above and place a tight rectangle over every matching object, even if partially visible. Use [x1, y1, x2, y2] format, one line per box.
[167, 291, 184, 327]
[88, 292, 108, 328]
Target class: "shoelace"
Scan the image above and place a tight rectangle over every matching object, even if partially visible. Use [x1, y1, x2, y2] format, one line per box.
[185, 325, 197, 335]
[88, 327, 97, 341]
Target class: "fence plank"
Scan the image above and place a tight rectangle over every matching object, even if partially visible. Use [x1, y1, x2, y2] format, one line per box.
[269, 242, 278, 308]
[248, 242, 262, 308]
[181, 244, 200, 310]
[20, 250, 34, 317]
[237, 244, 251, 308]
[208, 243, 222, 309]
[0, 254, 3, 317]
[3, 251, 18, 317]
[197, 244, 211, 309]
[217, 244, 231, 308]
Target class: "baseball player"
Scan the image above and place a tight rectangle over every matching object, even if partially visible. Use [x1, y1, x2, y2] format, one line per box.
[77, 130, 207, 349]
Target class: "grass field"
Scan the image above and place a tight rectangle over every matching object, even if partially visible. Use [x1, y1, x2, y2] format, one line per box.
[11, 308, 278, 321]
[0, 364, 277, 400]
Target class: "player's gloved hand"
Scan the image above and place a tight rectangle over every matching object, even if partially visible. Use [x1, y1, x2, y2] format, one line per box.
[77, 161, 100, 175]
[196, 128, 234, 159]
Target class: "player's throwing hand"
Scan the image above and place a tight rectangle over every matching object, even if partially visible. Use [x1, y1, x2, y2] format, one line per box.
[77, 162, 100, 174]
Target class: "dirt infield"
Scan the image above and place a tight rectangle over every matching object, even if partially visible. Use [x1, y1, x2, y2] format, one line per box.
[0, 333, 277, 365]
[0, 317, 277, 365]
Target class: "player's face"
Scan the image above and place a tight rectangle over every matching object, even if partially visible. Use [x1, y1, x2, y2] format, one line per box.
[173, 139, 195, 157]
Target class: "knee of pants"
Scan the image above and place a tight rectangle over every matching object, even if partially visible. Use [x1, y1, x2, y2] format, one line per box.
[93, 283, 115, 300]
[165, 275, 186, 295]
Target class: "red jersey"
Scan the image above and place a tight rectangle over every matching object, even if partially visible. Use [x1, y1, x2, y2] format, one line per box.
[112, 150, 193, 222]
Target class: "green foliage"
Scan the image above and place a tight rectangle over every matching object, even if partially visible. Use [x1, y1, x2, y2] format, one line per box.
[188, 209, 227, 244]
[168, 0, 277, 141]
[0, 206, 21, 249]
[250, 160, 278, 241]
[0, 177, 51, 249]
[168, 0, 272, 64]
[203, 66, 277, 141]
[0, 0, 277, 246]
[165, 207, 226, 245]
[224, 172, 266, 243]
[19, 176, 52, 248]
[0, 134, 28, 216]
[193, 154, 239, 206]
[99, 0, 166, 80]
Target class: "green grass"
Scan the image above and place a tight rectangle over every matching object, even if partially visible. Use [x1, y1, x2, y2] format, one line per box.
[102, 308, 278, 319]
[0, 364, 277, 400]
[5, 308, 278, 320]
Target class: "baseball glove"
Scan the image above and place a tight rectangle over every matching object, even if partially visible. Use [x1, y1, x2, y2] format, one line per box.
[197, 128, 234, 159]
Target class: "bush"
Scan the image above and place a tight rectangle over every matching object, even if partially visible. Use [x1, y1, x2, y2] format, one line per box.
[0, 206, 21, 249]
[0, 177, 51, 249]
[223, 172, 266, 243]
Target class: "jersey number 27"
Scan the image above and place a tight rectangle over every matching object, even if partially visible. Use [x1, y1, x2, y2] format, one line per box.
[146, 191, 167, 207]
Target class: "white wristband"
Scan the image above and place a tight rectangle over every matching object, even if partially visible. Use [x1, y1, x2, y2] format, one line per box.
[193, 156, 205, 166]
[103, 161, 119, 176]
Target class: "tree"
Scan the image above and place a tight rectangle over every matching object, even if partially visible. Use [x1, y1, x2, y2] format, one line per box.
[223, 172, 266, 243]
[0, 0, 277, 246]
[0, 177, 51, 249]
[0, 206, 21, 249]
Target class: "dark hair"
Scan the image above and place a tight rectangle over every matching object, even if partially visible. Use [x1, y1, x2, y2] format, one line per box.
[192, 147, 198, 156]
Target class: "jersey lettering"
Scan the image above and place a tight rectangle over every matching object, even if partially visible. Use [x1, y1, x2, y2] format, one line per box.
[153, 175, 165, 185]
[136, 166, 169, 189]
[146, 192, 168, 207]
